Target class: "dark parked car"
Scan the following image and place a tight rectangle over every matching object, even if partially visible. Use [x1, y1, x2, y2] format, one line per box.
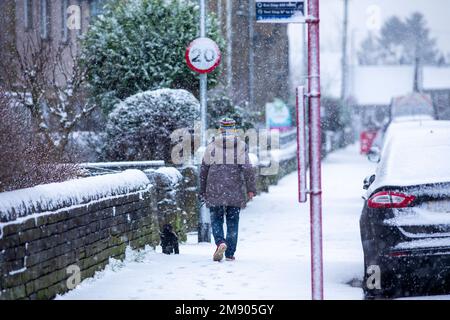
[360, 120, 450, 299]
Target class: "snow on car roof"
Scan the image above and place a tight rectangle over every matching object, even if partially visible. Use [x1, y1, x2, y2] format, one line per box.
[375, 120, 450, 187]
[380, 120, 450, 155]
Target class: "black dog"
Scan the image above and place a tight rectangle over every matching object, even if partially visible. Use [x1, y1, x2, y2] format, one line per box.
[160, 224, 179, 254]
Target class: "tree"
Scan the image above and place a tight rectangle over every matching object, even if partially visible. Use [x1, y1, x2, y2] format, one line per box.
[103, 88, 200, 162]
[82, 0, 224, 114]
[0, 34, 95, 156]
[377, 16, 407, 64]
[0, 89, 79, 192]
[357, 33, 381, 65]
[403, 12, 439, 65]
[207, 92, 261, 131]
[358, 12, 440, 65]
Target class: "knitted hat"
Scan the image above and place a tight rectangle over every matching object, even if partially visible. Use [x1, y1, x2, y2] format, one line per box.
[219, 117, 236, 129]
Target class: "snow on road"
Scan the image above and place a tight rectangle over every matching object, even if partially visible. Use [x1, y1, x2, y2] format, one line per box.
[58, 144, 377, 300]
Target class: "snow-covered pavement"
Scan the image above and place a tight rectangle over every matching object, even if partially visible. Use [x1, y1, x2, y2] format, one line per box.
[58, 144, 378, 300]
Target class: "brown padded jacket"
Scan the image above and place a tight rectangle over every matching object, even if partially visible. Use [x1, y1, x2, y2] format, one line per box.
[200, 135, 257, 208]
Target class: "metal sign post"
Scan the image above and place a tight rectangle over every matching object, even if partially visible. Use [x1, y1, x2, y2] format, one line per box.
[198, 0, 210, 243]
[256, 0, 305, 23]
[253, 0, 323, 300]
[254, 0, 323, 299]
[185, 0, 221, 243]
[296, 86, 308, 203]
[306, 0, 324, 300]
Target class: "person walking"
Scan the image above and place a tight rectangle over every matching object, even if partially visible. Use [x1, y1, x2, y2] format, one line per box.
[199, 118, 257, 262]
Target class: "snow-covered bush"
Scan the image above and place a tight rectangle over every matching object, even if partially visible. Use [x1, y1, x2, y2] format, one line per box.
[104, 88, 200, 162]
[81, 0, 224, 114]
[207, 93, 262, 130]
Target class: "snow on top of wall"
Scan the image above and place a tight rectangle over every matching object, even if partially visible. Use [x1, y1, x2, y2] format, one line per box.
[154, 167, 183, 185]
[248, 153, 259, 166]
[81, 160, 165, 168]
[0, 170, 150, 223]
[270, 142, 297, 162]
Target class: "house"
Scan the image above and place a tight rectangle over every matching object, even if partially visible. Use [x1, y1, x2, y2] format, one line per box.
[423, 67, 450, 120]
[3, 0, 105, 49]
[0, 0, 105, 86]
[348, 65, 450, 129]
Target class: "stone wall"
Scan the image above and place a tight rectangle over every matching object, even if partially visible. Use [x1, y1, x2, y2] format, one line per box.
[265, 156, 298, 186]
[0, 155, 297, 300]
[0, 187, 159, 300]
[144, 166, 198, 242]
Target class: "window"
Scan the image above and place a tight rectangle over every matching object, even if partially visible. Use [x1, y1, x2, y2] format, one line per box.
[24, 0, 33, 31]
[61, 0, 69, 42]
[40, 0, 50, 39]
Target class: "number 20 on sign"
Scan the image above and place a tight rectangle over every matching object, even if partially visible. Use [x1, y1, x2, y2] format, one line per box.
[185, 37, 221, 74]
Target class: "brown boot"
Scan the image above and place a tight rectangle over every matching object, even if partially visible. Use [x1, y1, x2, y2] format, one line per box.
[213, 242, 227, 262]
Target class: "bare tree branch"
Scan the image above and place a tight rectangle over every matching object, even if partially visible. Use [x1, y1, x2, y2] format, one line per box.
[0, 32, 97, 156]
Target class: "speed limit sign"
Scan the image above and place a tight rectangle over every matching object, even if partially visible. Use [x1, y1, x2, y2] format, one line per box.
[185, 37, 221, 74]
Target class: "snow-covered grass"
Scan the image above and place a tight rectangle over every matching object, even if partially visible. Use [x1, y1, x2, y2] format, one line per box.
[0, 169, 150, 223]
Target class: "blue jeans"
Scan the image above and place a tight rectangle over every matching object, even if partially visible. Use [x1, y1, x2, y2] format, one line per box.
[210, 206, 240, 258]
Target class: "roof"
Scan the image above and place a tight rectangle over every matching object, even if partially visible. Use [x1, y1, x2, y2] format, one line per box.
[349, 66, 450, 106]
[423, 67, 450, 90]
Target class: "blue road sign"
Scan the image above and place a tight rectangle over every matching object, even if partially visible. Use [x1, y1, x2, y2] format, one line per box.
[256, 1, 305, 23]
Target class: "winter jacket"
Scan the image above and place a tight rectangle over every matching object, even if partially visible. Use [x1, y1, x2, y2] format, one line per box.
[200, 134, 257, 208]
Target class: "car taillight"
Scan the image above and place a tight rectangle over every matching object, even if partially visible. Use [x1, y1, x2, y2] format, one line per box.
[368, 191, 416, 209]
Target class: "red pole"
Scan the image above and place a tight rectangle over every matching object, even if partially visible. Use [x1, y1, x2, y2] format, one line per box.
[296, 86, 307, 203]
[307, 0, 324, 300]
